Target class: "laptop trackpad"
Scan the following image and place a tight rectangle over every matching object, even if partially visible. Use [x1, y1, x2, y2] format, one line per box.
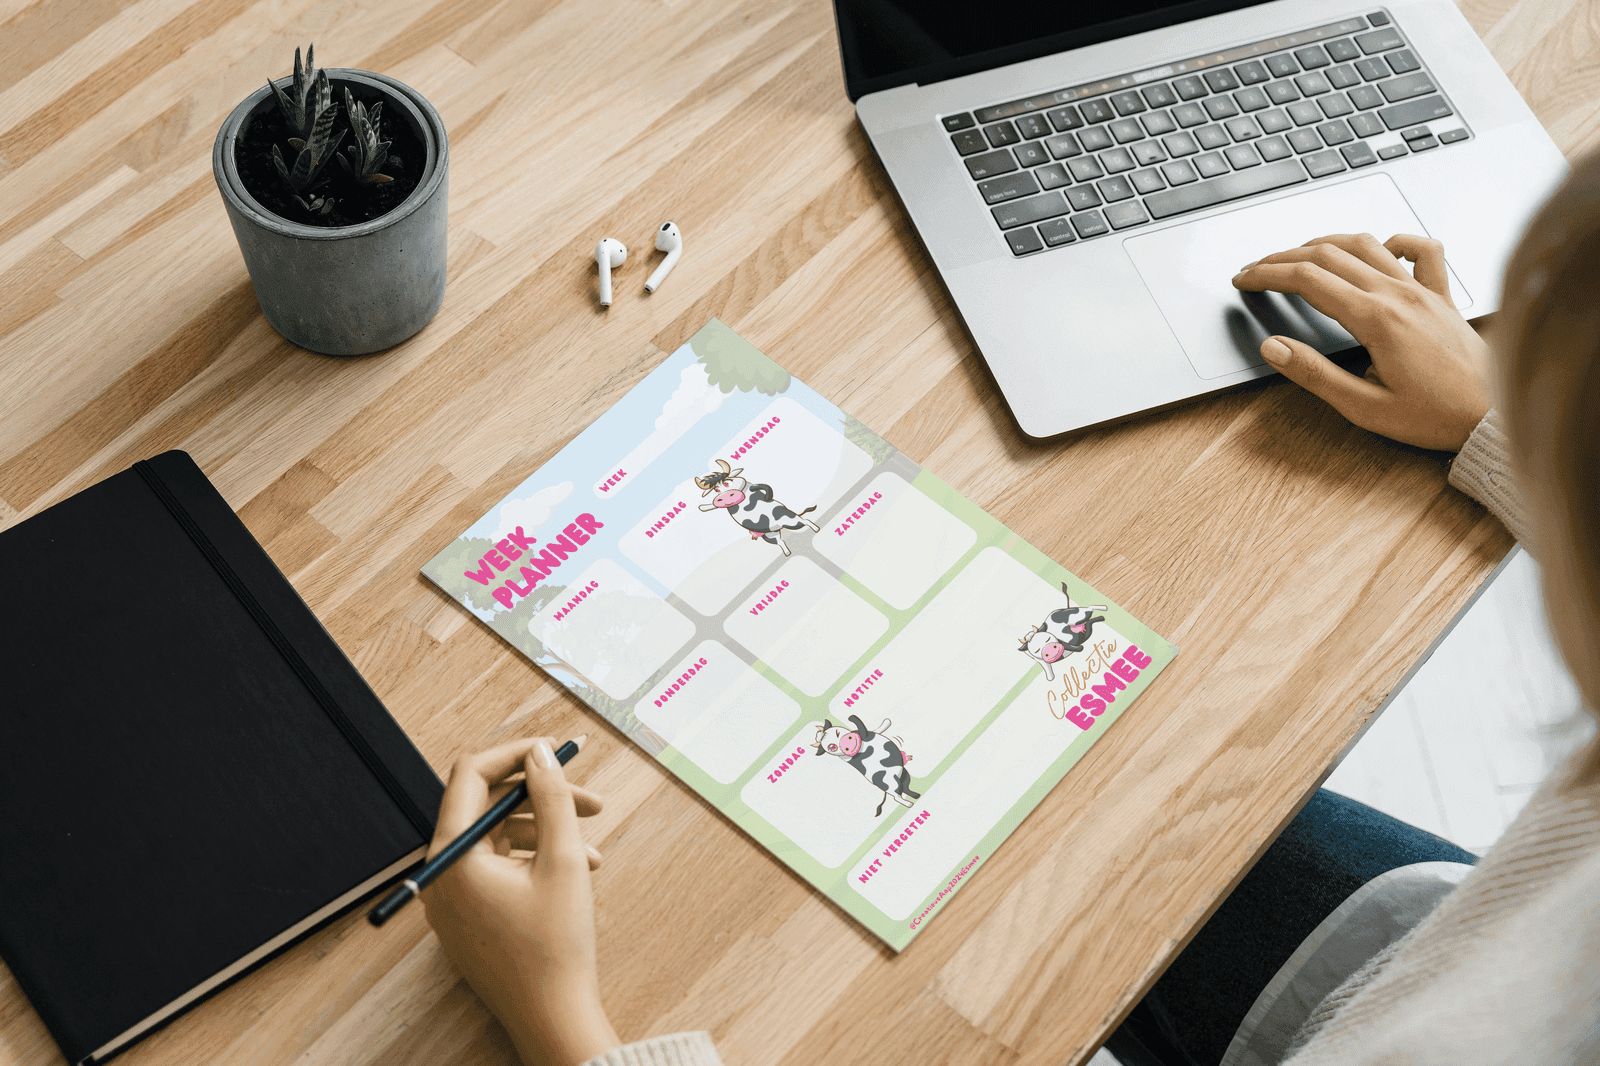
[1124, 173, 1472, 381]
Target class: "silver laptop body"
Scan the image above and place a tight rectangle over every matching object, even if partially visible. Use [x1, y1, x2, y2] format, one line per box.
[848, 0, 1567, 438]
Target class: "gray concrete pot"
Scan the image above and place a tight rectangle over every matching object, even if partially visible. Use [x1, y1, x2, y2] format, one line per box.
[213, 69, 448, 356]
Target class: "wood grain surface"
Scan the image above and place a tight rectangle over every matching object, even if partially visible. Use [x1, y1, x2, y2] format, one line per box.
[1, 1, 1595, 1064]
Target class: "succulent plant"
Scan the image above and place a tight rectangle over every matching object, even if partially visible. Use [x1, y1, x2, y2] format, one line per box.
[269, 45, 332, 149]
[336, 88, 396, 185]
[271, 99, 346, 215]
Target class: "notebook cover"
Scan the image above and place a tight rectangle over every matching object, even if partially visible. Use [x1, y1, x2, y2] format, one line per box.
[0, 451, 442, 1064]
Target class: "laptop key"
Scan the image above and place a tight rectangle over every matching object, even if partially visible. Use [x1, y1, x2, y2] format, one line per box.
[1130, 167, 1167, 193]
[979, 171, 1040, 204]
[1097, 175, 1136, 201]
[1196, 124, 1230, 149]
[1132, 141, 1168, 165]
[1266, 80, 1300, 104]
[1355, 58, 1389, 81]
[1439, 128, 1469, 144]
[1295, 71, 1332, 96]
[1379, 95, 1452, 130]
[1226, 116, 1263, 140]
[1409, 135, 1440, 151]
[952, 130, 989, 155]
[1366, 10, 1391, 25]
[1320, 94, 1354, 119]
[1257, 134, 1292, 161]
[1101, 147, 1137, 173]
[1080, 99, 1116, 124]
[1142, 111, 1178, 135]
[1068, 156, 1105, 181]
[1294, 45, 1331, 69]
[1079, 126, 1115, 151]
[1037, 218, 1077, 246]
[1348, 85, 1384, 110]
[1288, 102, 1323, 126]
[1174, 75, 1209, 100]
[1303, 149, 1347, 177]
[1204, 68, 1241, 92]
[1265, 54, 1299, 78]
[1317, 119, 1354, 146]
[966, 149, 1020, 179]
[1204, 96, 1240, 120]
[984, 121, 1020, 147]
[1111, 91, 1147, 115]
[1143, 158, 1307, 218]
[1014, 141, 1049, 167]
[1355, 28, 1404, 53]
[1006, 226, 1045, 255]
[1326, 38, 1361, 62]
[1235, 60, 1270, 85]
[1142, 83, 1179, 108]
[1225, 143, 1262, 168]
[1234, 87, 1270, 112]
[1400, 125, 1433, 140]
[1173, 103, 1208, 128]
[1349, 113, 1385, 137]
[1386, 49, 1421, 74]
[1110, 118, 1146, 143]
[1161, 159, 1199, 184]
[1380, 72, 1435, 102]
[1066, 186, 1103, 210]
[1104, 201, 1151, 230]
[1045, 132, 1083, 159]
[1288, 129, 1322, 153]
[992, 191, 1068, 228]
[1163, 131, 1201, 156]
[1341, 142, 1379, 167]
[1194, 151, 1230, 178]
[1258, 109, 1292, 133]
[1048, 105, 1084, 131]
[943, 113, 976, 132]
[1328, 65, 1360, 89]
[1017, 114, 1052, 139]
[1072, 210, 1111, 238]
[1035, 163, 1072, 189]
[1378, 142, 1409, 159]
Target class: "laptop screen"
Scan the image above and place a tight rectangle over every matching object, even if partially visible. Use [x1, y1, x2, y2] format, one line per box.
[834, 0, 1279, 100]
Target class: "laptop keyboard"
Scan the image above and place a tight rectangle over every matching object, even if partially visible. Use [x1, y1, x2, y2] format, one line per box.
[942, 11, 1468, 256]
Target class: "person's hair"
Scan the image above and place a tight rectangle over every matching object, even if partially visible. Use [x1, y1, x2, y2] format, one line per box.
[1497, 148, 1600, 787]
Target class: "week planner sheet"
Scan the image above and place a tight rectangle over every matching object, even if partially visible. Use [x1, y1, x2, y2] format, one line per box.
[423, 320, 1176, 949]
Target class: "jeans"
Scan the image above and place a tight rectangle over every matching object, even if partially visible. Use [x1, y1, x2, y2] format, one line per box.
[1103, 788, 1478, 1066]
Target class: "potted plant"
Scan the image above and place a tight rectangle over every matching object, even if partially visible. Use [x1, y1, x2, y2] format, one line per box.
[212, 46, 448, 356]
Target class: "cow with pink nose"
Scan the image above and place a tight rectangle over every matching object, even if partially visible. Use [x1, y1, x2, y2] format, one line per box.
[695, 459, 820, 556]
[1019, 584, 1108, 681]
[813, 714, 919, 817]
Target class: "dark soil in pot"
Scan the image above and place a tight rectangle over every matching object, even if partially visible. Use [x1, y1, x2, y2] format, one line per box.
[235, 80, 423, 227]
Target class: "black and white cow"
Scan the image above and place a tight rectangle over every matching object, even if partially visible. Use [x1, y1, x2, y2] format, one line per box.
[1019, 584, 1107, 680]
[813, 714, 919, 817]
[695, 459, 819, 556]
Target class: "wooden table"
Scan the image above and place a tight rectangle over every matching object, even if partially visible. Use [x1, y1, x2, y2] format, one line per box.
[2, 2, 1595, 1064]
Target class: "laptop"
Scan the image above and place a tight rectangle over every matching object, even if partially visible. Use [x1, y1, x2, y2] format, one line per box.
[838, 0, 1568, 438]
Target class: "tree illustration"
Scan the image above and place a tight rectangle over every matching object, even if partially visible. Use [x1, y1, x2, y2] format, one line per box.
[691, 322, 791, 395]
[428, 534, 500, 613]
[841, 413, 896, 467]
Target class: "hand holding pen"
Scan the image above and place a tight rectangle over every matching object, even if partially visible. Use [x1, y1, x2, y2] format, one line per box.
[388, 736, 622, 1066]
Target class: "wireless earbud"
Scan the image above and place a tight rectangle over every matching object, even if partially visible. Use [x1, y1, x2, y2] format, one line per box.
[595, 238, 627, 307]
[644, 221, 682, 294]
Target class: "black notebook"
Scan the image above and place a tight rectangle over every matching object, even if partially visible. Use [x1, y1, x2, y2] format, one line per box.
[0, 451, 443, 1065]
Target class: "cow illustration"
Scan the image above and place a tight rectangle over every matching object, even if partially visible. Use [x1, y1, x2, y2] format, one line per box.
[695, 459, 819, 556]
[813, 714, 920, 817]
[1019, 584, 1108, 680]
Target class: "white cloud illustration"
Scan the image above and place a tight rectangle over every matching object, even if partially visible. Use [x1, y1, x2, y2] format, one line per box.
[490, 481, 574, 541]
[594, 362, 725, 497]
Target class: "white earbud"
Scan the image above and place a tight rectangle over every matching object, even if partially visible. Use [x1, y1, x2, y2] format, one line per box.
[644, 221, 682, 294]
[595, 238, 627, 307]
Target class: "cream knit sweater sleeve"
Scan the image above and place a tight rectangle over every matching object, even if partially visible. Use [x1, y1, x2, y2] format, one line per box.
[1447, 409, 1529, 543]
[578, 1031, 723, 1066]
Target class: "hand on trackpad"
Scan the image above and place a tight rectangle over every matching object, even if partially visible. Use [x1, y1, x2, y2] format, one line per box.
[1124, 173, 1471, 380]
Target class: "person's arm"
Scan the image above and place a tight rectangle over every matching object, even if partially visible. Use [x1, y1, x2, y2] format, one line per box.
[1231, 233, 1529, 540]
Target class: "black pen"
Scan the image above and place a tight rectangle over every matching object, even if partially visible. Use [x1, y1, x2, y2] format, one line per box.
[368, 735, 587, 926]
